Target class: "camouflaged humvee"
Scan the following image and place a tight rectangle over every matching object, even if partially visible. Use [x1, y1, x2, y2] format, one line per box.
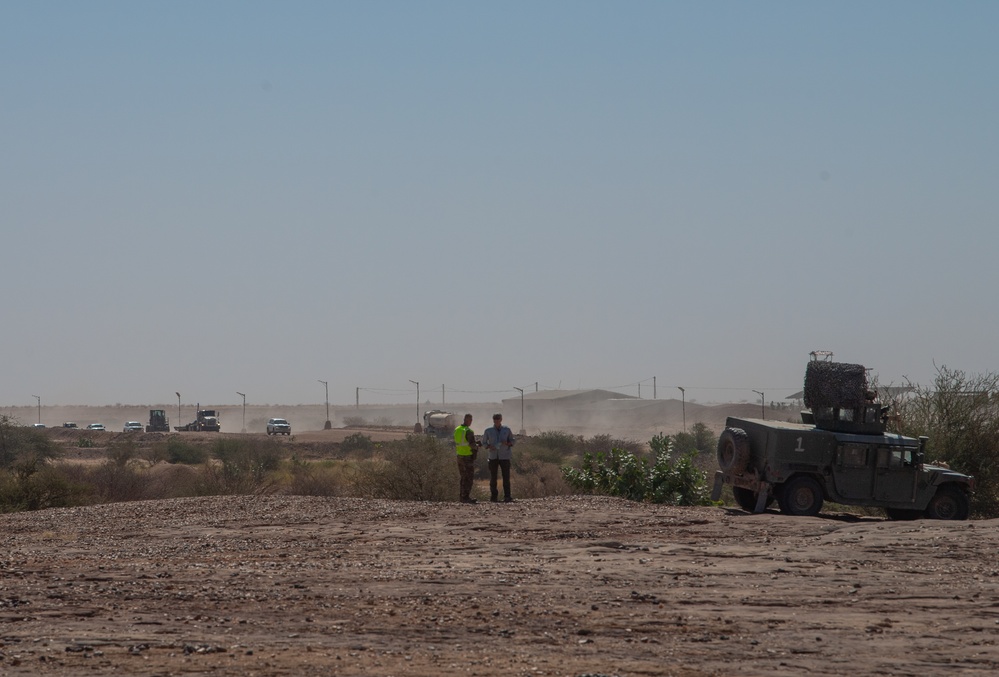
[710, 359, 975, 519]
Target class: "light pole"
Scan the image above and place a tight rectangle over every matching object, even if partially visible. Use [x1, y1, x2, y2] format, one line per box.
[409, 380, 419, 425]
[752, 390, 765, 420]
[318, 380, 331, 429]
[236, 392, 246, 433]
[514, 386, 525, 435]
[176, 392, 181, 429]
[677, 387, 686, 433]
[32, 395, 40, 424]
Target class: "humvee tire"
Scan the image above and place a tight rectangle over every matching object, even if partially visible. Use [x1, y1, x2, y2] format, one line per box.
[732, 486, 757, 512]
[717, 428, 751, 474]
[778, 476, 823, 516]
[924, 485, 970, 520]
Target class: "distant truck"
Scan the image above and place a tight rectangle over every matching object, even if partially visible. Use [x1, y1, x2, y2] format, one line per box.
[146, 409, 170, 433]
[422, 410, 456, 438]
[710, 356, 975, 520]
[175, 408, 221, 432]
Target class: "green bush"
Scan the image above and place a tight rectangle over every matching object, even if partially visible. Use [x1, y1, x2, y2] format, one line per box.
[162, 437, 208, 465]
[561, 434, 711, 506]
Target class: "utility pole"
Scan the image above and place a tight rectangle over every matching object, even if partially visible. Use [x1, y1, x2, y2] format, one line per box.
[677, 387, 686, 433]
[356, 387, 359, 409]
[176, 392, 181, 429]
[32, 395, 40, 424]
[236, 392, 246, 433]
[442, 384, 445, 405]
[318, 380, 331, 429]
[514, 386, 525, 435]
[653, 376, 656, 399]
[752, 390, 765, 420]
[409, 380, 419, 425]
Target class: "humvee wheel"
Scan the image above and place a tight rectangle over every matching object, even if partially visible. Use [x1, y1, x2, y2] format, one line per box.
[924, 485, 970, 520]
[717, 428, 751, 474]
[732, 487, 757, 512]
[778, 476, 823, 516]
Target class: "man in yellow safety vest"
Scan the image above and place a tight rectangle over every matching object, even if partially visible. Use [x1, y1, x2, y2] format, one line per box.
[454, 413, 479, 504]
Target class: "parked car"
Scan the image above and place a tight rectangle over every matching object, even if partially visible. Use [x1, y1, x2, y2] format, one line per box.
[123, 421, 143, 433]
[31, 423, 46, 429]
[62, 422, 78, 429]
[87, 423, 106, 431]
[266, 418, 291, 435]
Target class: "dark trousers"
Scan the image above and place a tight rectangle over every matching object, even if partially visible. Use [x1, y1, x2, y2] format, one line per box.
[457, 455, 475, 500]
[488, 459, 511, 500]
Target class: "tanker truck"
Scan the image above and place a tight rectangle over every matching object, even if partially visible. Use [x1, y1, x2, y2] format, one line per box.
[422, 410, 456, 438]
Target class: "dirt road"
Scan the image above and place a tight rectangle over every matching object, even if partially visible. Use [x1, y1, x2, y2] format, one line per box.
[2, 496, 997, 676]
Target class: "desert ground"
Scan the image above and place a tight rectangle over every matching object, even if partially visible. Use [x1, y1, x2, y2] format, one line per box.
[3, 493, 998, 676]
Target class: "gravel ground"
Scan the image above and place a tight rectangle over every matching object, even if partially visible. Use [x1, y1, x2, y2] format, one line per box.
[2, 495, 998, 676]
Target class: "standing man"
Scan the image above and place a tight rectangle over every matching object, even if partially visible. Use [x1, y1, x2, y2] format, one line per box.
[483, 413, 516, 503]
[454, 413, 479, 504]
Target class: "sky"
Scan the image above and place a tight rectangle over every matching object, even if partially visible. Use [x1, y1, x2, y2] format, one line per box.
[2, 1, 997, 409]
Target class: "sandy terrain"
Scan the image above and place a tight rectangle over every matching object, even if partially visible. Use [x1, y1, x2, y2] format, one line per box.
[2, 495, 997, 676]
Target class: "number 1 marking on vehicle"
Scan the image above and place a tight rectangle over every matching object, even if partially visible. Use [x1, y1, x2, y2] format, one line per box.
[795, 437, 805, 452]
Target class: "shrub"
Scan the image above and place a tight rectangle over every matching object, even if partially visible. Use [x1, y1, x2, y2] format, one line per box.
[285, 459, 346, 497]
[352, 434, 454, 501]
[581, 434, 644, 456]
[561, 434, 711, 506]
[0, 464, 90, 513]
[162, 437, 208, 465]
[885, 365, 999, 517]
[534, 430, 582, 456]
[87, 460, 146, 503]
[511, 456, 572, 498]
[200, 438, 283, 495]
[341, 433, 375, 454]
[0, 416, 60, 469]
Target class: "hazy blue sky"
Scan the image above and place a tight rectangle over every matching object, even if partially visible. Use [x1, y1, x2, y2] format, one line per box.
[3, 1, 997, 408]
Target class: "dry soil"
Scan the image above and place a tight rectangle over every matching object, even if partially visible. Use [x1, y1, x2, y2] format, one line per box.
[2, 495, 998, 676]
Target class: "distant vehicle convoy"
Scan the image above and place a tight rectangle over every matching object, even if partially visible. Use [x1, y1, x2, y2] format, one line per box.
[266, 418, 291, 435]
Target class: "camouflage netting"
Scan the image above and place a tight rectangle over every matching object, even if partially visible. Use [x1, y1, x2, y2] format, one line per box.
[803, 361, 869, 410]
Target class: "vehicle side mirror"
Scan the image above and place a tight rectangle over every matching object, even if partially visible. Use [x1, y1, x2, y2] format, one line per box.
[916, 436, 928, 466]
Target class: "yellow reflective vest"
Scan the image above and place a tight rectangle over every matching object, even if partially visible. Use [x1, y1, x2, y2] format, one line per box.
[454, 425, 473, 456]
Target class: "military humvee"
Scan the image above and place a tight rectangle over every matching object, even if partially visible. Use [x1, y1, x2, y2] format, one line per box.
[710, 358, 975, 519]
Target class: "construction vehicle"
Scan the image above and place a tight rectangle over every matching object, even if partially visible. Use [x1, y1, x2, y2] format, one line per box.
[710, 354, 975, 520]
[174, 407, 221, 432]
[422, 410, 456, 438]
[146, 409, 170, 433]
